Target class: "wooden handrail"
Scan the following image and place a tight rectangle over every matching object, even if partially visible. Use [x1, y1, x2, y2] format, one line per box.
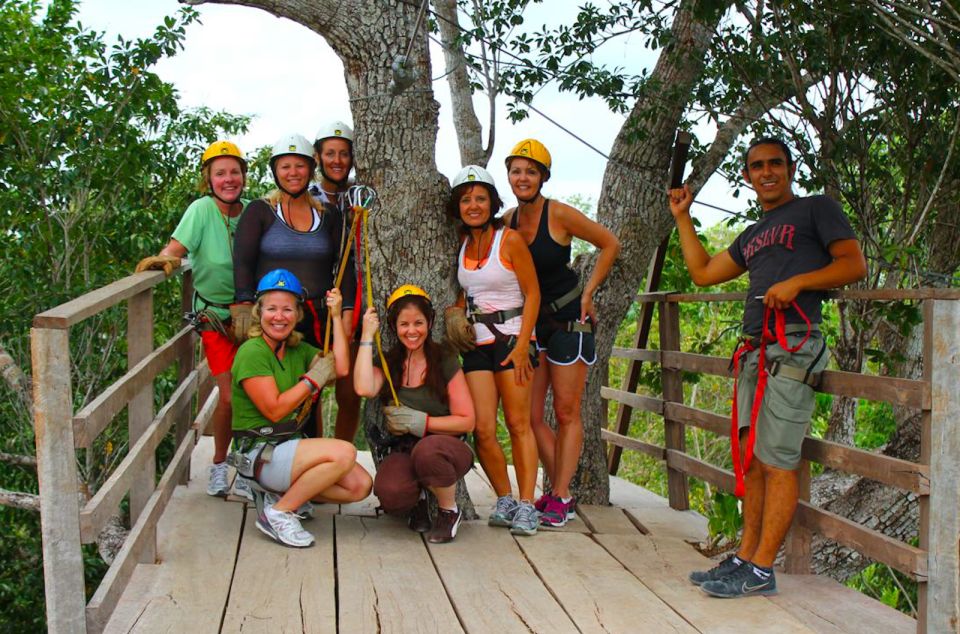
[31, 267, 208, 634]
[602, 290, 960, 633]
[32, 264, 190, 330]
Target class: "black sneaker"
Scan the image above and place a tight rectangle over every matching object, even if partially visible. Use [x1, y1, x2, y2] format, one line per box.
[408, 496, 431, 533]
[700, 563, 777, 598]
[689, 555, 743, 586]
[427, 508, 462, 544]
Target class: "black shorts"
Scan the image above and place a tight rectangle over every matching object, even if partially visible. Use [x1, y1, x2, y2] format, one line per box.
[535, 319, 597, 366]
[461, 339, 539, 374]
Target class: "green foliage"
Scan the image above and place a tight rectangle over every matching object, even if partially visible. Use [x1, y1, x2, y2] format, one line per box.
[706, 491, 743, 544]
[0, 1, 250, 628]
[847, 562, 918, 615]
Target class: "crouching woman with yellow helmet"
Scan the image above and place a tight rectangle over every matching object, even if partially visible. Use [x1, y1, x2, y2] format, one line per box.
[231, 269, 372, 548]
[135, 140, 248, 499]
[353, 285, 475, 544]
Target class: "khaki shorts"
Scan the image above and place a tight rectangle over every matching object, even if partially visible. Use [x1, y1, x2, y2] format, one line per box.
[736, 330, 828, 470]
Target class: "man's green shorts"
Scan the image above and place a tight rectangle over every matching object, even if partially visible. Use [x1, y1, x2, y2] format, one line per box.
[736, 328, 828, 470]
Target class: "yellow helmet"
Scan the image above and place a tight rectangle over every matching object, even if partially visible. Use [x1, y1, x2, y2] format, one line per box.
[505, 138, 551, 177]
[201, 140, 246, 169]
[386, 284, 431, 309]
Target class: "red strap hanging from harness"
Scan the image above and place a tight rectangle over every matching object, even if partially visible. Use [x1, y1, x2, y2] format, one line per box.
[305, 299, 324, 346]
[730, 300, 811, 498]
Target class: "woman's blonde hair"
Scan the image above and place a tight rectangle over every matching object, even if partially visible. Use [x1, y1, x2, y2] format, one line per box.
[247, 297, 305, 346]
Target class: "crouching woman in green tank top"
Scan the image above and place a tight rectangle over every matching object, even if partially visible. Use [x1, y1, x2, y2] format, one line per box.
[353, 285, 475, 544]
[231, 269, 372, 548]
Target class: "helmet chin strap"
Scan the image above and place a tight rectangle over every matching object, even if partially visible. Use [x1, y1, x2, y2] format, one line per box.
[320, 165, 350, 188]
[209, 179, 244, 208]
[272, 169, 310, 199]
[517, 188, 543, 205]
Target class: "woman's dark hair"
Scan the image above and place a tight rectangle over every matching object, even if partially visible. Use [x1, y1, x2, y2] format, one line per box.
[381, 295, 449, 406]
[445, 182, 505, 235]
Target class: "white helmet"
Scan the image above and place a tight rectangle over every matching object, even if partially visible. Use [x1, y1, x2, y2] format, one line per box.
[314, 121, 354, 145]
[270, 133, 316, 169]
[452, 165, 496, 190]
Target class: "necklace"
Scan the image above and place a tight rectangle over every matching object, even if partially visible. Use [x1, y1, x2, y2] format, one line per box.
[469, 226, 493, 271]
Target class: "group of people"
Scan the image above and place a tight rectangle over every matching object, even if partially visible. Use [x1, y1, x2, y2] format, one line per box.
[138, 127, 865, 604]
[136, 126, 619, 548]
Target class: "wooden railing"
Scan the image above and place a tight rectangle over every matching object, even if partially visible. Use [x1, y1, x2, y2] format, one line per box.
[32, 267, 216, 634]
[602, 289, 960, 634]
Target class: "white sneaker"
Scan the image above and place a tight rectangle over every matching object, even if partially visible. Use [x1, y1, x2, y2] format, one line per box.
[207, 462, 230, 497]
[263, 490, 314, 520]
[256, 504, 315, 548]
[233, 475, 255, 502]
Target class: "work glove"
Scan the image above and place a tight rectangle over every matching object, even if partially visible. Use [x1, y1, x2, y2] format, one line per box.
[230, 303, 254, 344]
[300, 354, 336, 391]
[135, 255, 181, 276]
[383, 404, 428, 438]
[443, 306, 476, 352]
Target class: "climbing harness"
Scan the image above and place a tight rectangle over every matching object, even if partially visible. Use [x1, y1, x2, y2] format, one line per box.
[464, 296, 522, 348]
[322, 185, 401, 406]
[729, 301, 826, 498]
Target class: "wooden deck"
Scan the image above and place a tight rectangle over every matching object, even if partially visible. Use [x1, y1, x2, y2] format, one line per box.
[102, 437, 915, 634]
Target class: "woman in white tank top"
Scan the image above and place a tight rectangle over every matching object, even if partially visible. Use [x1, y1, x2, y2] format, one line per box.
[444, 165, 543, 536]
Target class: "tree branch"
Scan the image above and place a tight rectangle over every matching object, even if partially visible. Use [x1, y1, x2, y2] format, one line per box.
[0, 452, 36, 469]
[436, 0, 488, 166]
[0, 343, 32, 418]
[0, 488, 39, 512]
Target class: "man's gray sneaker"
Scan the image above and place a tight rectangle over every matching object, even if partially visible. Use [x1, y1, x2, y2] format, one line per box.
[509, 501, 539, 536]
[488, 495, 519, 527]
[206, 462, 230, 497]
[699, 563, 777, 598]
[256, 504, 315, 548]
[689, 554, 743, 586]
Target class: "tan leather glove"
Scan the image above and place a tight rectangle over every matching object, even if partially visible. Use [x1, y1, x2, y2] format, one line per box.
[443, 306, 476, 352]
[135, 255, 181, 276]
[230, 303, 254, 344]
[383, 404, 428, 437]
[301, 354, 336, 391]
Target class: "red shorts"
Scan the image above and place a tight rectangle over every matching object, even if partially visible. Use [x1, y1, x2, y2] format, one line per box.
[200, 330, 238, 376]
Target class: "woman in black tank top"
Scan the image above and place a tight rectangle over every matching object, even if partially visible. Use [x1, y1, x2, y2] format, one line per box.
[505, 139, 620, 527]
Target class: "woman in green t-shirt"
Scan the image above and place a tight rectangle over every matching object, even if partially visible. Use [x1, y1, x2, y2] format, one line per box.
[353, 285, 475, 544]
[135, 141, 249, 499]
[233, 269, 372, 548]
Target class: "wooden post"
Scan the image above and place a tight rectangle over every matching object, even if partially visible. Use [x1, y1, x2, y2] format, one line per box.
[176, 270, 196, 485]
[608, 254, 668, 475]
[32, 326, 87, 633]
[659, 300, 689, 510]
[127, 289, 156, 563]
[924, 299, 960, 633]
[783, 458, 812, 573]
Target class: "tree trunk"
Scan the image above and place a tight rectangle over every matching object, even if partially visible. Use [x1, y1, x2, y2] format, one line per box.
[191, 0, 477, 514]
[580, 0, 729, 503]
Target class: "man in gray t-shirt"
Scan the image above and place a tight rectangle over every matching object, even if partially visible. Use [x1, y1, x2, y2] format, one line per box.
[667, 137, 866, 598]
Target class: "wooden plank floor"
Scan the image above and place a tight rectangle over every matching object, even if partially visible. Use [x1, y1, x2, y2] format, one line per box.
[101, 437, 916, 634]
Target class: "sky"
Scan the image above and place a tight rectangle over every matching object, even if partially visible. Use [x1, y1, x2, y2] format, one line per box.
[74, 1, 745, 227]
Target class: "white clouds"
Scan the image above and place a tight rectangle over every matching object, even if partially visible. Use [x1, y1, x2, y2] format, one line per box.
[77, 0, 741, 226]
